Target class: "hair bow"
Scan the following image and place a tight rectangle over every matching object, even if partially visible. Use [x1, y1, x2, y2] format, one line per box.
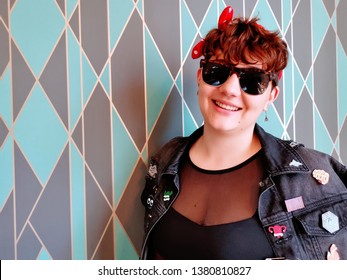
[191, 6, 234, 59]
[191, 6, 283, 80]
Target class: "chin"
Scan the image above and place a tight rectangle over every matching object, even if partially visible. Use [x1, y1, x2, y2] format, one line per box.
[206, 121, 241, 132]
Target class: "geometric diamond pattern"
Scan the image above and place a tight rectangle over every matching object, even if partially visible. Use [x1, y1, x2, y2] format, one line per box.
[111, 11, 146, 150]
[0, 67, 11, 128]
[13, 84, 68, 185]
[1, 0, 346, 259]
[67, 27, 82, 130]
[10, 0, 65, 77]
[0, 18, 9, 77]
[70, 142, 86, 260]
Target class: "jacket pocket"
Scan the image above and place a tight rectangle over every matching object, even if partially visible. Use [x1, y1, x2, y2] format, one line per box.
[294, 199, 347, 259]
[295, 199, 347, 236]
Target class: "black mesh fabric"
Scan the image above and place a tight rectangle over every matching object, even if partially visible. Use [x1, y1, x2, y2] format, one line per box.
[148, 150, 275, 260]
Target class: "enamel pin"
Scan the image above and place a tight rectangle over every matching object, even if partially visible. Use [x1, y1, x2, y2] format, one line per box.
[163, 190, 173, 201]
[312, 169, 329, 185]
[289, 159, 302, 167]
[147, 196, 154, 209]
[285, 196, 305, 212]
[148, 163, 158, 178]
[322, 211, 339, 233]
[327, 244, 340, 260]
[268, 225, 287, 238]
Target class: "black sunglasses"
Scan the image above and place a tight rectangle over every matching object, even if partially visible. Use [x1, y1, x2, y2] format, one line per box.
[200, 59, 278, 95]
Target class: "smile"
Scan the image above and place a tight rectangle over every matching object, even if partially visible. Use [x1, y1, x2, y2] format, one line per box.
[214, 100, 240, 111]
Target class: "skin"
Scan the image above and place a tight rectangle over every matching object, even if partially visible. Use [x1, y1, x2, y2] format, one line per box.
[189, 55, 279, 171]
[172, 53, 280, 225]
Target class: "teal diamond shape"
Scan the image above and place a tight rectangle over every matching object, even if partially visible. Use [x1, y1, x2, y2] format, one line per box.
[112, 109, 139, 207]
[252, 0, 281, 31]
[14, 85, 68, 185]
[115, 219, 138, 260]
[11, 0, 65, 77]
[314, 107, 334, 155]
[67, 0, 78, 19]
[109, 0, 134, 51]
[145, 28, 174, 134]
[200, 0, 217, 37]
[312, 0, 330, 60]
[37, 248, 52, 260]
[181, 0, 198, 61]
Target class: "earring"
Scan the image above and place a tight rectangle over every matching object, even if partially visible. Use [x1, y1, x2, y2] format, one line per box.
[264, 111, 269, 122]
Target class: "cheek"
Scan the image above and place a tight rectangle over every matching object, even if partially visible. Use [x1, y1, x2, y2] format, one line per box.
[242, 96, 268, 114]
[197, 85, 214, 101]
[197, 90, 209, 109]
[197, 88, 215, 115]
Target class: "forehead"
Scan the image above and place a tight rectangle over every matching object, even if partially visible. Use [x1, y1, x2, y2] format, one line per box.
[212, 49, 265, 70]
[210, 57, 263, 70]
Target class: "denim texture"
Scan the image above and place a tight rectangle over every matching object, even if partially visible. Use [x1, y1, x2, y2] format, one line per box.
[140, 125, 347, 260]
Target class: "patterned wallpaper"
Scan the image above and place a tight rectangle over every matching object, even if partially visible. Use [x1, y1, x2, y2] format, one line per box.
[0, 0, 346, 260]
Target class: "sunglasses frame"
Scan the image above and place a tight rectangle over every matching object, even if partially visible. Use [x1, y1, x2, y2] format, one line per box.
[200, 59, 278, 95]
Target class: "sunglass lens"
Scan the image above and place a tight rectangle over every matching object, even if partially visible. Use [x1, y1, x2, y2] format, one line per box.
[239, 72, 270, 95]
[202, 63, 230, 86]
[201, 61, 271, 95]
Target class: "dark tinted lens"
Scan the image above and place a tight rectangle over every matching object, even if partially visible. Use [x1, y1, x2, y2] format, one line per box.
[202, 63, 230, 86]
[239, 72, 270, 95]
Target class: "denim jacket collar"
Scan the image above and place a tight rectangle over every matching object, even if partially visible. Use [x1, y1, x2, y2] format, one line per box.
[254, 124, 309, 176]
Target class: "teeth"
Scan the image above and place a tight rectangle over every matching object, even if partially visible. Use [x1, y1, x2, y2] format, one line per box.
[215, 101, 239, 111]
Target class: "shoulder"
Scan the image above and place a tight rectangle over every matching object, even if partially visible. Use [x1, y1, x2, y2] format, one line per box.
[149, 127, 204, 169]
[276, 137, 347, 181]
[256, 125, 346, 177]
[150, 136, 188, 166]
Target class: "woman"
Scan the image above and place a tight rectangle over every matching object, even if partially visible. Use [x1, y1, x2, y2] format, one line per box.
[140, 6, 347, 260]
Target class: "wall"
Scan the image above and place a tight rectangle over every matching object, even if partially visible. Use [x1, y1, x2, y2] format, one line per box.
[0, 0, 346, 259]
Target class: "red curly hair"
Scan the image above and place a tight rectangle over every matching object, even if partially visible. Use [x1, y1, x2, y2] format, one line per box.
[202, 17, 288, 74]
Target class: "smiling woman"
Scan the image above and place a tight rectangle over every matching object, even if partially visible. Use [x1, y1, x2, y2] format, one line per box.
[140, 6, 347, 260]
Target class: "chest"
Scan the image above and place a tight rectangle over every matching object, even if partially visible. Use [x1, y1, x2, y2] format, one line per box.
[172, 152, 264, 226]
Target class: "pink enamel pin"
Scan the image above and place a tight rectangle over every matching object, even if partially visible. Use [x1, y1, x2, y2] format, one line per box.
[312, 169, 329, 185]
[268, 225, 287, 238]
[327, 244, 340, 260]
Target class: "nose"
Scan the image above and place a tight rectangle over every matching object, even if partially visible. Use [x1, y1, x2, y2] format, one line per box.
[219, 73, 241, 96]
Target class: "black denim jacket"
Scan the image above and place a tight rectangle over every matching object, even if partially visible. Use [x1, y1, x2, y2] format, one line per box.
[140, 125, 347, 260]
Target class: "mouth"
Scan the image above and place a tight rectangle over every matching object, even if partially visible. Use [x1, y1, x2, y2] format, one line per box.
[213, 100, 241, 112]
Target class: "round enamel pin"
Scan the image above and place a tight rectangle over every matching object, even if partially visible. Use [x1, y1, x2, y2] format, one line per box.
[312, 169, 329, 185]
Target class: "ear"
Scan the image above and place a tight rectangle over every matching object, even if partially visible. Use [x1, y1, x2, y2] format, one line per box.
[197, 68, 202, 84]
[264, 86, 279, 111]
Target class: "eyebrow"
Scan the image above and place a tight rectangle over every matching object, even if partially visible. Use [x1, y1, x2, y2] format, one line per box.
[207, 60, 266, 72]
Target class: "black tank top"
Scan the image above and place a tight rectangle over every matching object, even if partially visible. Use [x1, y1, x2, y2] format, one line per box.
[148, 207, 274, 259]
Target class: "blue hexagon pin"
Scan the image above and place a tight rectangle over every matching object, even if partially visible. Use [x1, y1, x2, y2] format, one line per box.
[322, 211, 339, 233]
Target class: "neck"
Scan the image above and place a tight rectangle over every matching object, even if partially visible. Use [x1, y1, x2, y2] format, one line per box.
[190, 124, 261, 170]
